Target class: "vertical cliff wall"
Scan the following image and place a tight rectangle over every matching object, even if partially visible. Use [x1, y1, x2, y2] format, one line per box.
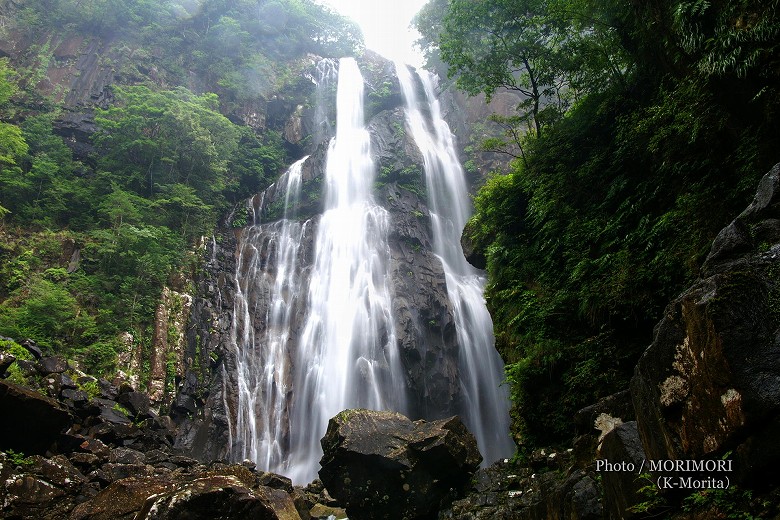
[173, 53, 513, 482]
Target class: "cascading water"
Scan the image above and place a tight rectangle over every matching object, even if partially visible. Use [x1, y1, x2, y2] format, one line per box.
[395, 62, 515, 463]
[225, 57, 513, 485]
[229, 58, 407, 484]
[286, 57, 407, 484]
[229, 157, 308, 474]
[312, 58, 337, 145]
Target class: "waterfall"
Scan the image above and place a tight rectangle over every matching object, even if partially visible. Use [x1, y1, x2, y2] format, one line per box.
[395, 62, 515, 464]
[229, 157, 308, 474]
[284, 57, 406, 484]
[225, 57, 513, 485]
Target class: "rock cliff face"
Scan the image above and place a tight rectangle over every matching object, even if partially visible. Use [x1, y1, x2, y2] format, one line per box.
[173, 53, 465, 466]
[632, 162, 780, 487]
[0, 25, 317, 163]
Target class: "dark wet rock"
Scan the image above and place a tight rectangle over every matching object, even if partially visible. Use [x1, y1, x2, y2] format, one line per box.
[116, 390, 151, 419]
[0, 350, 15, 375]
[87, 398, 132, 425]
[171, 392, 197, 415]
[101, 463, 155, 481]
[43, 372, 78, 398]
[55, 372, 78, 390]
[440, 459, 602, 520]
[13, 359, 39, 379]
[632, 162, 780, 486]
[73, 436, 112, 459]
[68, 452, 101, 472]
[61, 388, 90, 405]
[69, 476, 175, 520]
[20, 339, 42, 359]
[599, 422, 646, 520]
[460, 219, 487, 270]
[0, 453, 85, 519]
[702, 162, 780, 276]
[169, 454, 200, 468]
[573, 389, 634, 436]
[257, 471, 295, 493]
[0, 380, 72, 454]
[108, 447, 146, 465]
[3, 475, 67, 511]
[382, 184, 460, 419]
[97, 379, 119, 400]
[309, 503, 347, 519]
[38, 356, 69, 375]
[139, 476, 302, 520]
[319, 409, 481, 520]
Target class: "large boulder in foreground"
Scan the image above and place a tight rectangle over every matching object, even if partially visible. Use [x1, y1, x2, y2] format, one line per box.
[631, 162, 780, 485]
[319, 409, 481, 520]
[0, 380, 72, 454]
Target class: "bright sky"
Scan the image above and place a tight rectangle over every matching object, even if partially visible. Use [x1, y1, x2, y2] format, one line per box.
[316, 0, 428, 68]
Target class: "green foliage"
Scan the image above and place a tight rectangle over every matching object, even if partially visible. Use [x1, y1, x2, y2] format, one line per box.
[78, 379, 101, 399]
[0, 122, 27, 168]
[5, 449, 34, 468]
[231, 214, 248, 229]
[627, 476, 767, 519]
[0, 0, 363, 385]
[682, 486, 764, 520]
[418, 0, 630, 138]
[627, 473, 669, 516]
[0, 58, 19, 107]
[0, 276, 96, 352]
[112, 401, 131, 418]
[0, 338, 33, 385]
[455, 0, 780, 448]
[375, 165, 426, 196]
[226, 128, 287, 204]
[165, 350, 177, 393]
[78, 339, 118, 377]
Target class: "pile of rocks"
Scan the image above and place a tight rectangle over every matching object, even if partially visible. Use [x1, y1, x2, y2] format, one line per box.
[0, 343, 342, 520]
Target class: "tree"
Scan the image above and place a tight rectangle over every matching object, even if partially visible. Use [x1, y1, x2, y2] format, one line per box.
[94, 86, 239, 208]
[452, 0, 780, 447]
[421, 0, 630, 138]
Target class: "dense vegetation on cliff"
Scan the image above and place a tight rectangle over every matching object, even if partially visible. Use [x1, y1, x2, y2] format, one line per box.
[0, 0, 360, 379]
[416, 0, 780, 447]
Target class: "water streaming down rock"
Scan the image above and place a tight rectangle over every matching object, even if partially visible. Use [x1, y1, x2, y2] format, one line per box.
[229, 157, 308, 474]
[201, 56, 512, 485]
[285, 57, 407, 484]
[395, 62, 515, 464]
[312, 58, 337, 146]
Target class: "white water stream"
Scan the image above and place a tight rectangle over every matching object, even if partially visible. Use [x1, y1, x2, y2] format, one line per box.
[286, 57, 406, 484]
[228, 57, 513, 484]
[230, 157, 308, 473]
[395, 62, 515, 464]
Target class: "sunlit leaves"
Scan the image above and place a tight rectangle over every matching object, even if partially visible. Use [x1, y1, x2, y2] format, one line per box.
[0, 124, 27, 167]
